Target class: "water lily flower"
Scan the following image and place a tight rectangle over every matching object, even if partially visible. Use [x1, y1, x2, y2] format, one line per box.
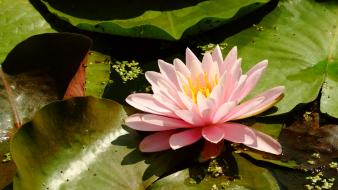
[125, 46, 284, 157]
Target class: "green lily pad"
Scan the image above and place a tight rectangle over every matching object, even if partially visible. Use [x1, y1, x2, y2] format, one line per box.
[0, 33, 91, 140]
[11, 97, 200, 189]
[0, 33, 91, 188]
[150, 154, 280, 190]
[85, 51, 111, 97]
[41, 0, 269, 40]
[220, 0, 338, 117]
[0, 0, 54, 64]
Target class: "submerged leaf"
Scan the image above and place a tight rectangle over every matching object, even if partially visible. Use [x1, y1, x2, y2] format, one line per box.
[150, 153, 279, 190]
[279, 113, 338, 170]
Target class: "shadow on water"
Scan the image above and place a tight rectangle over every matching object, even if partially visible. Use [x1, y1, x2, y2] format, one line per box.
[111, 125, 202, 180]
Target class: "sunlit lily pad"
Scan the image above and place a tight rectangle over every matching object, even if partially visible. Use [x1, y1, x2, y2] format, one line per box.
[0, 33, 91, 139]
[220, 0, 338, 117]
[11, 97, 200, 190]
[0, 33, 91, 188]
[41, 0, 269, 40]
[85, 51, 111, 97]
[0, 0, 54, 63]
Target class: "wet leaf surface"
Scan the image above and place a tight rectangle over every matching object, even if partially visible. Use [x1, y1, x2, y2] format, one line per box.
[0, 33, 91, 189]
[11, 97, 200, 190]
[0, 33, 91, 139]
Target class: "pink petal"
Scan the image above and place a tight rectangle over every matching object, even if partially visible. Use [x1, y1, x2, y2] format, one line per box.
[246, 60, 268, 76]
[190, 59, 204, 85]
[153, 94, 180, 111]
[158, 60, 180, 89]
[186, 48, 201, 71]
[202, 52, 220, 86]
[220, 123, 256, 144]
[211, 45, 223, 65]
[169, 128, 202, 150]
[202, 52, 213, 72]
[142, 114, 192, 128]
[224, 96, 265, 121]
[177, 92, 194, 110]
[229, 58, 242, 84]
[212, 101, 236, 123]
[126, 93, 176, 117]
[156, 79, 185, 109]
[208, 83, 223, 108]
[125, 114, 192, 131]
[216, 71, 229, 103]
[185, 48, 204, 86]
[174, 58, 191, 77]
[223, 59, 242, 101]
[228, 75, 248, 101]
[145, 71, 164, 86]
[152, 87, 181, 109]
[175, 108, 204, 126]
[199, 140, 224, 162]
[139, 131, 175, 152]
[235, 86, 284, 119]
[202, 125, 224, 143]
[220, 46, 237, 74]
[176, 71, 190, 96]
[246, 130, 282, 155]
[125, 114, 178, 131]
[236, 60, 268, 101]
[197, 92, 215, 122]
[220, 123, 281, 154]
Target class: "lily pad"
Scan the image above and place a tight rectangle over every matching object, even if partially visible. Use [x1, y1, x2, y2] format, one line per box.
[11, 97, 200, 190]
[85, 51, 111, 97]
[0, 33, 91, 188]
[41, 0, 269, 40]
[150, 153, 280, 190]
[220, 0, 338, 117]
[0, 0, 54, 63]
[0, 33, 92, 139]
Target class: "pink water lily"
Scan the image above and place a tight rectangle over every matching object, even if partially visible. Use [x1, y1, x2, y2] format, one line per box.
[125, 46, 284, 156]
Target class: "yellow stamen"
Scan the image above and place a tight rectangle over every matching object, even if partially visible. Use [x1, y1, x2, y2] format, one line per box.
[184, 74, 218, 103]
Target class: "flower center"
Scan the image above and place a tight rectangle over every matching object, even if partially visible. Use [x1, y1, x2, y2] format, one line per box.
[183, 74, 219, 103]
